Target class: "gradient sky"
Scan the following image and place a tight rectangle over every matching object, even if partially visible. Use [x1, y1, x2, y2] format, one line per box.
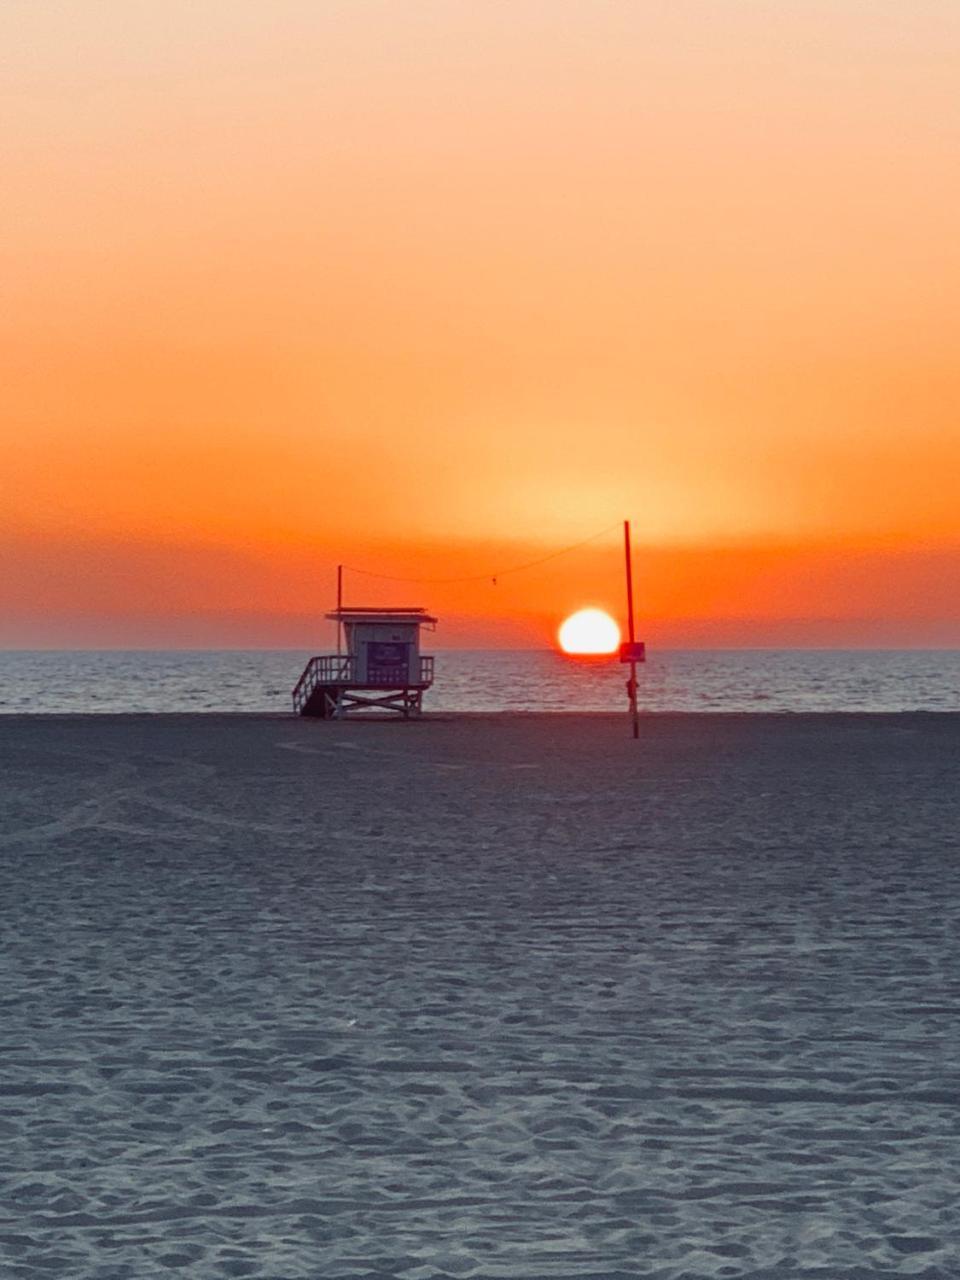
[3, 1, 959, 647]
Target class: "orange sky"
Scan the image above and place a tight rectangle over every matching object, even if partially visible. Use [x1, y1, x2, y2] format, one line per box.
[3, 1, 959, 648]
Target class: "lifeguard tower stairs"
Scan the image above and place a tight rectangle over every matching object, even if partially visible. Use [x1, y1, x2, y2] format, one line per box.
[293, 607, 437, 719]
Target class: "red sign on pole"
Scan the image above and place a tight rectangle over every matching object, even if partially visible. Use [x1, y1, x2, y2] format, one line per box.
[619, 641, 646, 663]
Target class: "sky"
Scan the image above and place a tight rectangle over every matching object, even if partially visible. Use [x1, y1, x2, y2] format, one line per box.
[3, 0, 959, 648]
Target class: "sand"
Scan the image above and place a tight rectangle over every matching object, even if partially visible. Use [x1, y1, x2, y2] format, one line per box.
[1, 712, 958, 1279]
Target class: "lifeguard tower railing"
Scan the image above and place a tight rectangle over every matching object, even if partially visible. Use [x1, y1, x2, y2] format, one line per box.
[293, 654, 435, 717]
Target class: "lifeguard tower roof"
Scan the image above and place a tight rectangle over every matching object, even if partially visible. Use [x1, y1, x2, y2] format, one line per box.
[324, 606, 438, 626]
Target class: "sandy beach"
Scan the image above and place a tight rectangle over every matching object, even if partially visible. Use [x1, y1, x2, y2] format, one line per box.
[1, 712, 958, 1279]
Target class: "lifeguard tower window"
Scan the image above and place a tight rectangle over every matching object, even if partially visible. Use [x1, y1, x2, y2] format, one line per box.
[292, 607, 438, 719]
[368, 641, 408, 676]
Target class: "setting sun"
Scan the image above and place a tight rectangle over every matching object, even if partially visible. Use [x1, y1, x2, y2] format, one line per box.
[558, 608, 621, 656]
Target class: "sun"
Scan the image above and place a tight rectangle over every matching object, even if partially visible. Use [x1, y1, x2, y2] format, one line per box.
[558, 608, 621, 655]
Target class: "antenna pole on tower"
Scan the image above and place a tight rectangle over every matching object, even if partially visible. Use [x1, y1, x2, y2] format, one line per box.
[336, 564, 343, 656]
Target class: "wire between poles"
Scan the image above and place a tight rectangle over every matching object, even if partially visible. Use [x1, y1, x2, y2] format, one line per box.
[339, 522, 622, 587]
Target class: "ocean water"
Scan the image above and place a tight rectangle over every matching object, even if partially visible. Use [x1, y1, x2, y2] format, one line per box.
[0, 648, 958, 714]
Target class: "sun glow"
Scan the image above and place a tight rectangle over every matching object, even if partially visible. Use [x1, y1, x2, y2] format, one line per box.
[558, 608, 620, 655]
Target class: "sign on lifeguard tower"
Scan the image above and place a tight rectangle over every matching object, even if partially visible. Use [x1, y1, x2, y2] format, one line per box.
[293, 607, 437, 719]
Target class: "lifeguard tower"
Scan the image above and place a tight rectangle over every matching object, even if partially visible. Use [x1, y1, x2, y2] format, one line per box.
[292, 607, 437, 719]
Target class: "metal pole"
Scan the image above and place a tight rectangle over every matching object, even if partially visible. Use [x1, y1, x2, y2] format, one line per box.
[624, 520, 639, 739]
[336, 564, 343, 657]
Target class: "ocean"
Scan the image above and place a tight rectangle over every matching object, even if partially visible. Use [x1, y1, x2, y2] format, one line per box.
[1, 648, 958, 714]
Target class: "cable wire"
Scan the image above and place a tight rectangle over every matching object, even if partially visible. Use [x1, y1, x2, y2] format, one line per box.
[341, 522, 621, 586]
